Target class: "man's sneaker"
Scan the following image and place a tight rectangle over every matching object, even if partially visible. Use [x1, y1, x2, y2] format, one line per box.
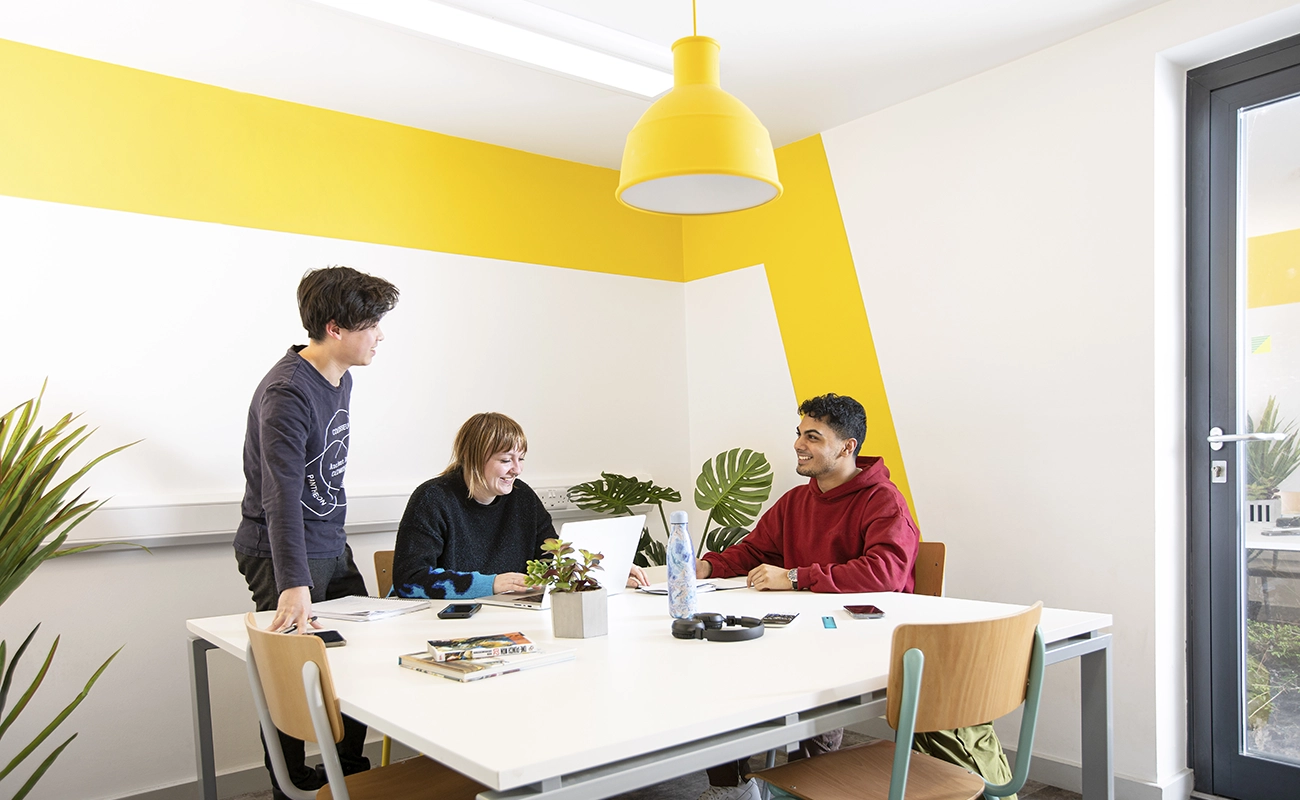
[696, 778, 762, 800]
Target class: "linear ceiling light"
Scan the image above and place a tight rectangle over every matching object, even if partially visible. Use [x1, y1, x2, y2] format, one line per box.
[617, 1, 781, 216]
[309, 0, 674, 98]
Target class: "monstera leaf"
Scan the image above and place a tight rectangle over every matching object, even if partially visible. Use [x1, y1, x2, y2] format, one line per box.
[633, 530, 667, 568]
[694, 449, 773, 555]
[569, 473, 678, 515]
[569, 472, 680, 567]
[703, 526, 750, 554]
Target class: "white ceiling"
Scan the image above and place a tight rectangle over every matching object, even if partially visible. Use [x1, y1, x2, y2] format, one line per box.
[0, 0, 1171, 169]
[1246, 94, 1300, 238]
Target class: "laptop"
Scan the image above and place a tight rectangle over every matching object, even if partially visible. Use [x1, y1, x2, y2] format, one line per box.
[478, 514, 647, 609]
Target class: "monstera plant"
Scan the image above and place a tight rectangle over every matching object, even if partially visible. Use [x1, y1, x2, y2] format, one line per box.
[0, 385, 136, 798]
[569, 448, 774, 565]
[569, 473, 680, 566]
[693, 448, 773, 556]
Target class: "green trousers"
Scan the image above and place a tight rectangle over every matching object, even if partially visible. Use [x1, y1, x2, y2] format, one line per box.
[913, 722, 1016, 800]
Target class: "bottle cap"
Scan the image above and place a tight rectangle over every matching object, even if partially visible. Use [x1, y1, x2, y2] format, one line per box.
[669, 511, 689, 524]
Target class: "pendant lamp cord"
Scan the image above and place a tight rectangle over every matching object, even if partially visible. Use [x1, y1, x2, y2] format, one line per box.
[692, 0, 697, 36]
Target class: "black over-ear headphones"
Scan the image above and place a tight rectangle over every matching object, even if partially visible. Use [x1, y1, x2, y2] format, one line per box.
[671, 613, 765, 642]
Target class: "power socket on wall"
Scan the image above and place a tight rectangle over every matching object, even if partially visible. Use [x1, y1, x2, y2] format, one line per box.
[536, 486, 577, 512]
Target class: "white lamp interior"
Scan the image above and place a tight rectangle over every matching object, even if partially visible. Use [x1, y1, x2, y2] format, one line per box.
[620, 174, 779, 215]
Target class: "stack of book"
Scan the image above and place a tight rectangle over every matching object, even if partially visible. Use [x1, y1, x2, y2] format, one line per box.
[398, 631, 575, 682]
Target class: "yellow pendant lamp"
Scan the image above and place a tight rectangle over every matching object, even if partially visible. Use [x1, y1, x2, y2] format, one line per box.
[616, 3, 781, 215]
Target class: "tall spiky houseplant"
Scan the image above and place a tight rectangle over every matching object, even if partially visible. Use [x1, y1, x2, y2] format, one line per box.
[0, 385, 136, 798]
[1247, 396, 1300, 501]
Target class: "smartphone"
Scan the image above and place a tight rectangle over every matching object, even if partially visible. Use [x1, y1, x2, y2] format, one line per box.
[844, 604, 884, 620]
[438, 603, 482, 619]
[309, 630, 346, 647]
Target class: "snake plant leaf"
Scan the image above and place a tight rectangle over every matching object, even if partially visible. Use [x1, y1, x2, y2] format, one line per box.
[0, 387, 135, 796]
[0, 636, 58, 742]
[703, 526, 751, 554]
[11, 733, 76, 800]
[1247, 395, 1300, 500]
[694, 449, 774, 530]
[0, 645, 121, 782]
[0, 626, 40, 724]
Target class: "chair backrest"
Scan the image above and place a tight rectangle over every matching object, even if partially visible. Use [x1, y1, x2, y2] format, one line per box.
[913, 541, 945, 597]
[885, 602, 1042, 732]
[244, 613, 344, 744]
[374, 549, 395, 597]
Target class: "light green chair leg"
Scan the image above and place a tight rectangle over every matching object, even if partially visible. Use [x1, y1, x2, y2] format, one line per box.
[981, 629, 1045, 799]
[886, 648, 925, 800]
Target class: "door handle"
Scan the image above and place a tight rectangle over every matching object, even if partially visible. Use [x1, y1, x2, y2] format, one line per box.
[1206, 426, 1289, 450]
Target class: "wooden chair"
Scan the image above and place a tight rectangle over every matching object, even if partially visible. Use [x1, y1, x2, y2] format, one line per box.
[371, 550, 396, 766]
[244, 613, 484, 800]
[749, 602, 1045, 800]
[373, 550, 395, 598]
[913, 541, 946, 597]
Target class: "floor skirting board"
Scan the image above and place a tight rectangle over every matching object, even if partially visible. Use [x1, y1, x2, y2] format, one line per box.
[113, 739, 419, 800]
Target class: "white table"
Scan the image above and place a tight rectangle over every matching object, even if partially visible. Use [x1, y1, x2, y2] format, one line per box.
[188, 591, 1113, 800]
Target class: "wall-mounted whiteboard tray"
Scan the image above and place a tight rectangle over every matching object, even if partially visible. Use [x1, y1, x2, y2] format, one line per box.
[57, 491, 607, 551]
[60, 493, 410, 551]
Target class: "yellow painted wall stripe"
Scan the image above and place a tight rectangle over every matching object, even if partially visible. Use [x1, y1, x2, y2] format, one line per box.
[683, 135, 915, 516]
[2, 41, 912, 516]
[0, 38, 682, 281]
[1248, 229, 1300, 309]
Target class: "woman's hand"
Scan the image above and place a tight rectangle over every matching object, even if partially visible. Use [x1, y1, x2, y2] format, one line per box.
[493, 572, 530, 593]
[625, 565, 649, 588]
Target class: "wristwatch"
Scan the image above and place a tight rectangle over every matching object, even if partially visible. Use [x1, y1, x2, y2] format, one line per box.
[787, 567, 799, 590]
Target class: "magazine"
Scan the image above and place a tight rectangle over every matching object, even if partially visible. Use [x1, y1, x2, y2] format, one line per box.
[399, 648, 575, 682]
[426, 631, 535, 662]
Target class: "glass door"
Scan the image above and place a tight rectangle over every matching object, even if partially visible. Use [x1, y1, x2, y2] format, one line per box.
[1189, 34, 1300, 800]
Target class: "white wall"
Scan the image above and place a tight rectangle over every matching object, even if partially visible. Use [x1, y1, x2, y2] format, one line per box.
[1, 195, 693, 799]
[822, 0, 1300, 797]
[684, 265, 803, 538]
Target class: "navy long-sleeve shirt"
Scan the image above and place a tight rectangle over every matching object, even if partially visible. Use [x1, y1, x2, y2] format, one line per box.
[392, 471, 554, 599]
[233, 346, 352, 593]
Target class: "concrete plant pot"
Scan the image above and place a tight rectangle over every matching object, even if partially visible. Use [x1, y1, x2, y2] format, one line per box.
[550, 587, 608, 639]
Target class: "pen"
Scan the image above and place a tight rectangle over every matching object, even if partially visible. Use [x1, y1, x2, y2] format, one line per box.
[282, 615, 318, 634]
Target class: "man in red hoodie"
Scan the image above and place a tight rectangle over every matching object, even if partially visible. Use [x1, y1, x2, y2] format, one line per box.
[696, 393, 918, 594]
[692, 393, 1016, 800]
[692, 393, 920, 800]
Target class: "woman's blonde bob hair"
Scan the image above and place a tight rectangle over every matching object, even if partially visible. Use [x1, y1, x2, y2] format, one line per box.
[443, 412, 528, 500]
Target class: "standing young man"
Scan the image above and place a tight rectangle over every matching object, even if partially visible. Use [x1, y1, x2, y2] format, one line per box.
[233, 265, 399, 799]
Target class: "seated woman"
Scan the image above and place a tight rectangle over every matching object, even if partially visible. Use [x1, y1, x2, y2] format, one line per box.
[392, 412, 645, 599]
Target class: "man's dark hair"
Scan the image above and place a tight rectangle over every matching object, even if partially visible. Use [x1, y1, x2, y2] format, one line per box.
[798, 393, 867, 454]
[297, 266, 400, 341]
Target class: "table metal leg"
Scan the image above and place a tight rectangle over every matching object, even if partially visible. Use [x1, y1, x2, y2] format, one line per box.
[1079, 637, 1114, 800]
[189, 636, 219, 800]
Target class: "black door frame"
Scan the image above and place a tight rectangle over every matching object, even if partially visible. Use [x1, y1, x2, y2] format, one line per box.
[1187, 31, 1300, 799]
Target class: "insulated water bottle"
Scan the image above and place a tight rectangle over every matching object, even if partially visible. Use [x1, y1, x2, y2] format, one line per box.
[666, 510, 697, 619]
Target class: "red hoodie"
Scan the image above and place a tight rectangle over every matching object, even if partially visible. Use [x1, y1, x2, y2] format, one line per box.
[702, 456, 919, 593]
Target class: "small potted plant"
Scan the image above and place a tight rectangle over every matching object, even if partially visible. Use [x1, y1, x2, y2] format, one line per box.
[525, 538, 607, 638]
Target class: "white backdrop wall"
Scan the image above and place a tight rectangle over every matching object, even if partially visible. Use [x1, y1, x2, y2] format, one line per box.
[822, 0, 1300, 797]
[684, 265, 803, 532]
[1, 194, 694, 799]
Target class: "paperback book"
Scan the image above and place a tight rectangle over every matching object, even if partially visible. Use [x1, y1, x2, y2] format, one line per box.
[399, 648, 575, 682]
[426, 631, 535, 662]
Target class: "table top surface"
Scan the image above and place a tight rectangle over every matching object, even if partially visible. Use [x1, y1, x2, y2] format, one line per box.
[189, 590, 1111, 791]
[1246, 526, 1300, 552]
